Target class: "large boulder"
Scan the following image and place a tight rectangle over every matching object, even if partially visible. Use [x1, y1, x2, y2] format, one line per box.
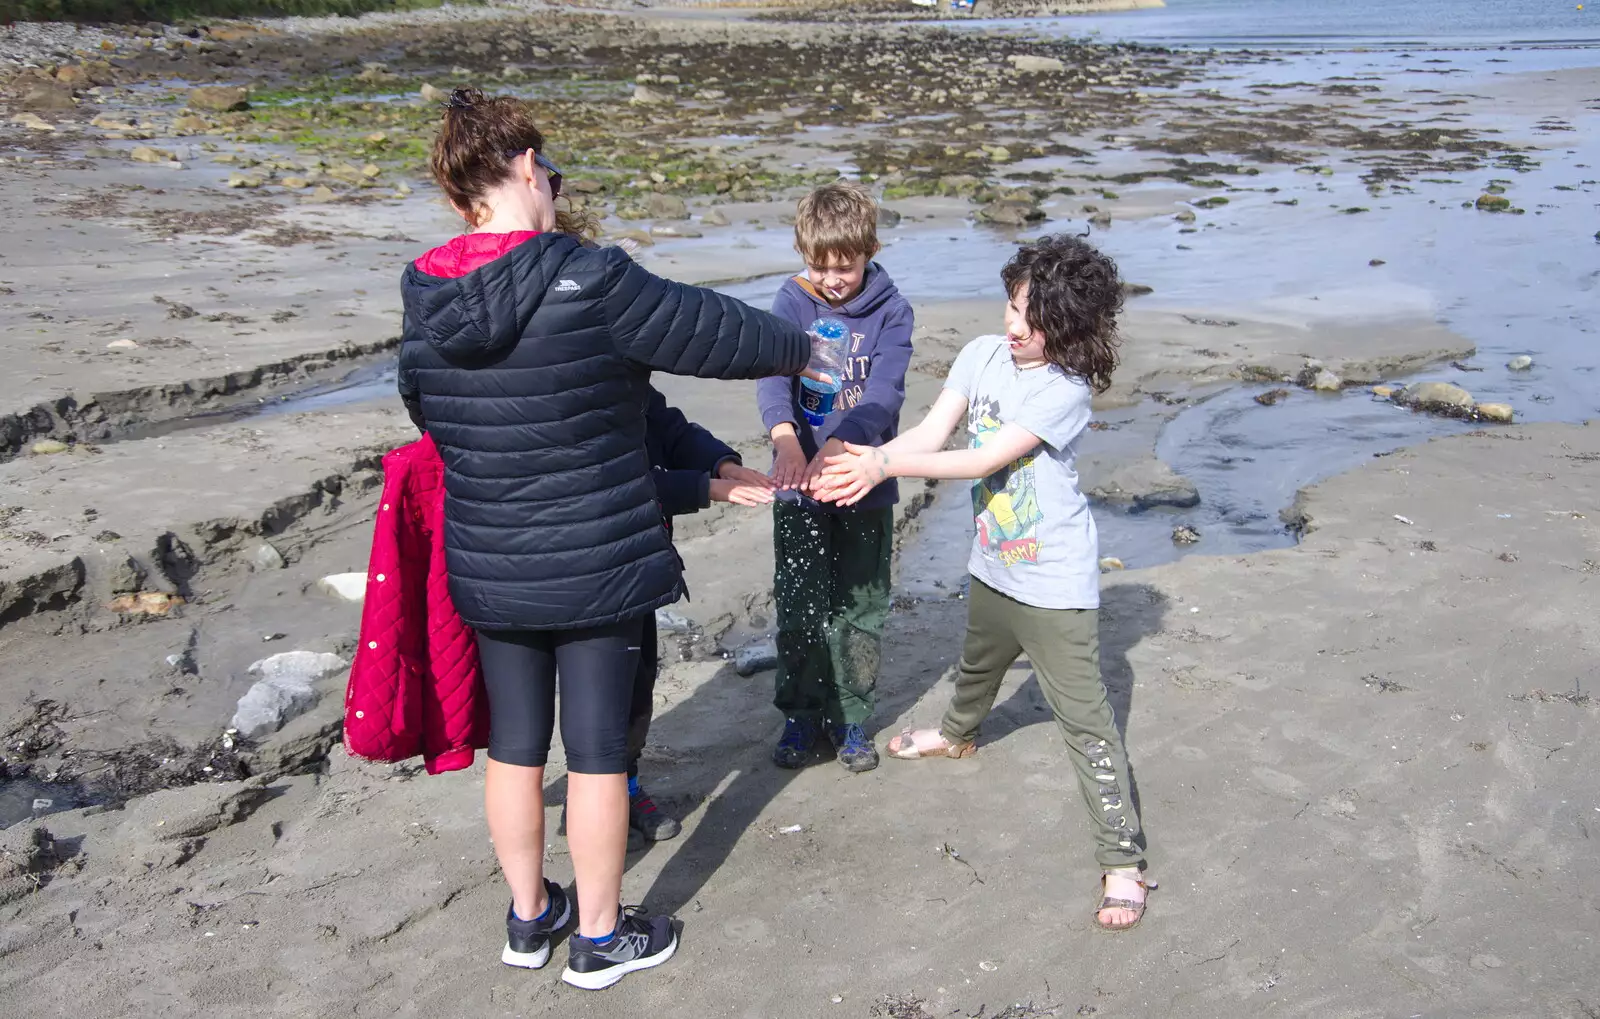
[187, 85, 249, 113]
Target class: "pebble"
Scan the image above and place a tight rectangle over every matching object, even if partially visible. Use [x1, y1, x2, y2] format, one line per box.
[1309, 368, 1343, 393]
[105, 339, 140, 350]
[650, 224, 703, 239]
[317, 573, 367, 603]
[130, 145, 175, 164]
[250, 543, 286, 571]
[701, 208, 731, 227]
[1171, 525, 1201, 545]
[1007, 54, 1065, 73]
[1255, 388, 1290, 406]
[30, 439, 69, 455]
[979, 960, 999, 972]
[734, 638, 779, 677]
[632, 85, 673, 106]
[1506, 355, 1533, 371]
[655, 608, 694, 633]
[1475, 194, 1512, 212]
[1399, 381, 1474, 412]
[1474, 402, 1514, 423]
[10, 112, 55, 131]
[1098, 557, 1124, 572]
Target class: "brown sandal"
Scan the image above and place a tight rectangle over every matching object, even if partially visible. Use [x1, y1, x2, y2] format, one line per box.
[885, 726, 975, 760]
[1095, 868, 1156, 933]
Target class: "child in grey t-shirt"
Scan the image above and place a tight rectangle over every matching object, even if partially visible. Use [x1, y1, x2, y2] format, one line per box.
[814, 235, 1156, 933]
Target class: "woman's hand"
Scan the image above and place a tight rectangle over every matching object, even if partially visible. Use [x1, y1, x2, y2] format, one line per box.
[769, 430, 808, 490]
[717, 461, 777, 490]
[801, 438, 845, 494]
[813, 442, 893, 507]
[710, 477, 776, 506]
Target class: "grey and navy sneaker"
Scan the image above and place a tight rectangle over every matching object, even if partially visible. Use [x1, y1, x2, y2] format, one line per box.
[501, 878, 572, 970]
[561, 905, 679, 990]
[630, 787, 681, 842]
[829, 722, 880, 773]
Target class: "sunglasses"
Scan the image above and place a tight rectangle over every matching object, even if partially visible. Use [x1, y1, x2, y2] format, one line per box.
[505, 149, 562, 199]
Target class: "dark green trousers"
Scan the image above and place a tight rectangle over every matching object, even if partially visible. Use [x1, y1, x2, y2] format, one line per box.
[772, 501, 893, 729]
[942, 577, 1146, 870]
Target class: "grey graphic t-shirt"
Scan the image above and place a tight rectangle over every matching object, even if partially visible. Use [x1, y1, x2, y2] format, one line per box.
[944, 335, 1099, 610]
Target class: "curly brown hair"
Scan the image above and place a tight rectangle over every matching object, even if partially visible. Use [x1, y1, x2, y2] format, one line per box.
[1000, 235, 1123, 394]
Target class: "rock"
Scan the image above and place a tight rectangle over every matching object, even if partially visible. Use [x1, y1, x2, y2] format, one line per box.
[231, 651, 347, 738]
[1474, 402, 1514, 423]
[1506, 355, 1533, 371]
[1307, 368, 1343, 392]
[610, 228, 654, 248]
[130, 145, 175, 164]
[227, 173, 265, 189]
[651, 224, 702, 238]
[280, 176, 309, 190]
[1475, 194, 1512, 212]
[317, 573, 366, 603]
[1255, 388, 1290, 406]
[1399, 382, 1474, 412]
[10, 112, 55, 131]
[1172, 525, 1201, 545]
[106, 338, 140, 350]
[108, 555, 146, 595]
[1369, 258, 1386, 267]
[647, 193, 690, 220]
[1174, 209, 1197, 223]
[1468, 954, 1505, 971]
[1089, 210, 1113, 229]
[631, 85, 673, 105]
[307, 186, 338, 203]
[1089, 459, 1200, 510]
[734, 638, 779, 677]
[21, 82, 75, 112]
[170, 114, 210, 134]
[701, 208, 731, 227]
[1098, 557, 1124, 572]
[977, 199, 1044, 226]
[693, 89, 726, 101]
[655, 608, 694, 634]
[1122, 282, 1154, 297]
[1007, 54, 1066, 74]
[30, 439, 69, 455]
[876, 206, 902, 229]
[109, 592, 182, 616]
[250, 543, 285, 571]
[419, 83, 446, 103]
[187, 85, 249, 113]
[361, 163, 382, 179]
[1371, 385, 1397, 399]
[55, 64, 90, 87]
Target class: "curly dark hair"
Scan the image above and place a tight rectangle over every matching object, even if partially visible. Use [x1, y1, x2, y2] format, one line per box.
[1000, 235, 1123, 393]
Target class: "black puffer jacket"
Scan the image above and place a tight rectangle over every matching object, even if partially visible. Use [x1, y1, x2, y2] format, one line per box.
[399, 232, 808, 631]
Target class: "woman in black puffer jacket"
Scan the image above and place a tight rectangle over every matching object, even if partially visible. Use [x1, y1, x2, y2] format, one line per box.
[399, 89, 811, 991]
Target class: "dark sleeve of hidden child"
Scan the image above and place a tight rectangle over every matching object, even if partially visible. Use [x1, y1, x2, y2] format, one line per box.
[645, 385, 741, 516]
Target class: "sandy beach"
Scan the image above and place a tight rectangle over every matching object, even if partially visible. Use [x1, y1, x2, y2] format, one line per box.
[1, 1, 1596, 1014]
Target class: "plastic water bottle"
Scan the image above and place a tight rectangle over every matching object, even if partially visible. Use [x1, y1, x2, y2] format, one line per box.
[799, 317, 847, 427]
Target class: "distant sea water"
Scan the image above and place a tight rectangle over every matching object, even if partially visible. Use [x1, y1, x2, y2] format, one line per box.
[997, 0, 1600, 48]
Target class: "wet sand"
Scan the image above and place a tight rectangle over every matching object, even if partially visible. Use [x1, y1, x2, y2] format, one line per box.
[1, 4, 1597, 1015]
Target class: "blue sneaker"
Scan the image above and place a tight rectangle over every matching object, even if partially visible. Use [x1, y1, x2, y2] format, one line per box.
[772, 717, 820, 769]
[828, 723, 880, 773]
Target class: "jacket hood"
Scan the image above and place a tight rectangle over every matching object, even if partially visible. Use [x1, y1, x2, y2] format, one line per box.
[782, 261, 899, 321]
[402, 231, 567, 360]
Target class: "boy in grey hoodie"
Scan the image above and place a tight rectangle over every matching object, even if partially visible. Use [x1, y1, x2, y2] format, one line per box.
[756, 182, 915, 773]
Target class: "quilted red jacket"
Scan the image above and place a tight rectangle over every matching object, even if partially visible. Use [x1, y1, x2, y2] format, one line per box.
[343, 433, 488, 774]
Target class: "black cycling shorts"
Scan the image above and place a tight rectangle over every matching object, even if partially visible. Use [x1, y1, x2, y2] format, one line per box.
[476, 618, 643, 774]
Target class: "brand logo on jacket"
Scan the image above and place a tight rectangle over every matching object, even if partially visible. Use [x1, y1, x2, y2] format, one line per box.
[553, 279, 582, 293]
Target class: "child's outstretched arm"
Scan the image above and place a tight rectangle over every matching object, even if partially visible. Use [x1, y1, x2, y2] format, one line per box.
[647, 386, 776, 511]
[817, 419, 1042, 507]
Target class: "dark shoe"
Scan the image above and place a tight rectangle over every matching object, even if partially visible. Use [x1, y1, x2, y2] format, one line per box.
[771, 717, 820, 769]
[501, 879, 572, 970]
[829, 723, 880, 773]
[561, 906, 679, 990]
[629, 787, 681, 842]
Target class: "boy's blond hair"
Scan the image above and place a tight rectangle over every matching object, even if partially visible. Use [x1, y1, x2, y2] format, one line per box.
[794, 182, 881, 263]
